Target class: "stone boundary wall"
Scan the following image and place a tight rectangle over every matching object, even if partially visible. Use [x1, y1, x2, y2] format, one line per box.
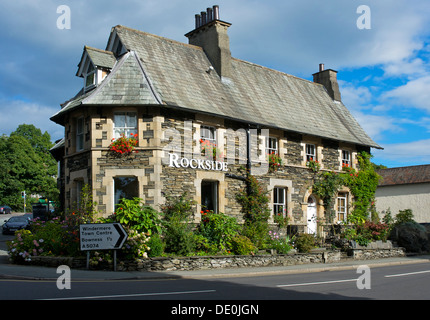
[25, 247, 406, 271]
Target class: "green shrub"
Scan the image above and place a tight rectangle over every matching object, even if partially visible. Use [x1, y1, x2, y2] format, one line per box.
[395, 209, 414, 225]
[163, 224, 195, 256]
[114, 197, 161, 235]
[147, 233, 165, 257]
[342, 221, 391, 246]
[161, 193, 196, 256]
[295, 233, 317, 253]
[231, 235, 256, 255]
[198, 210, 240, 252]
[193, 234, 219, 255]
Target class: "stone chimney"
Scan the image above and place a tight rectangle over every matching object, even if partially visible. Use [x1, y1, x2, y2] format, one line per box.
[313, 63, 342, 102]
[185, 5, 232, 79]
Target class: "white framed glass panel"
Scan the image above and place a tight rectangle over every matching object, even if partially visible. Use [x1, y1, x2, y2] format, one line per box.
[266, 136, 278, 155]
[342, 150, 351, 167]
[273, 187, 286, 215]
[200, 126, 216, 143]
[337, 193, 348, 221]
[113, 112, 137, 139]
[306, 144, 316, 161]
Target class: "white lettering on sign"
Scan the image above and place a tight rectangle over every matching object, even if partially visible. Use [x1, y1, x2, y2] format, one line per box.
[168, 153, 228, 171]
[79, 223, 127, 251]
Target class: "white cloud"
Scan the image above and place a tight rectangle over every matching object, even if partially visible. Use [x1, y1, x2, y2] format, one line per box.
[383, 75, 430, 112]
[383, 58, 428, 78]
[338, 80, 400, 140]
[373, 139, 430, 165]
[353, 112, 400, 141]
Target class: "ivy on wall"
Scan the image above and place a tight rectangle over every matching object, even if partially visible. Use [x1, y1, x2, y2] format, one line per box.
[312, 152, 381, 225]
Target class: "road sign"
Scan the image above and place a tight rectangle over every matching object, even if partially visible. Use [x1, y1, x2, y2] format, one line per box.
[79, 223, 128, 251]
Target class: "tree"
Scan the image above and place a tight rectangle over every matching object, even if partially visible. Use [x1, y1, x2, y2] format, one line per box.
[10, 124, 57, 178]
[0, 125, 59, 211]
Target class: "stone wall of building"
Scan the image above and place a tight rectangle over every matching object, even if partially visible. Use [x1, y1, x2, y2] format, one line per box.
[61, 105, 362, 230]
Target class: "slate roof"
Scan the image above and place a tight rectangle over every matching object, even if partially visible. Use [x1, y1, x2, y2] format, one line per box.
[377, 165, 430, 186]
[51, 25, 381, 149]
[85, 46, 116, 69]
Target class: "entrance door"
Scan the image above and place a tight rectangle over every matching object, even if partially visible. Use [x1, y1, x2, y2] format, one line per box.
[307, 195, 317, 234]
[201, 180, 218, 213]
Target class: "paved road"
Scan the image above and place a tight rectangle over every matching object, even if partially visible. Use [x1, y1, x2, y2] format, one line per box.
[0, 259, 429, 302]
[1, 212, 430, 310]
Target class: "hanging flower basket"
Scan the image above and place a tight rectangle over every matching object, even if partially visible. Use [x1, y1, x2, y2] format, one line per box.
[109, 133, 138, 156]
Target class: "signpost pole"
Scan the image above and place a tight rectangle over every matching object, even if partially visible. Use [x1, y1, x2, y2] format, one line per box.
[113, 250, 117, 271]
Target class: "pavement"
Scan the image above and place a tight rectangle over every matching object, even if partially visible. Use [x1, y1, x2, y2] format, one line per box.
[1, 249, 430, 281]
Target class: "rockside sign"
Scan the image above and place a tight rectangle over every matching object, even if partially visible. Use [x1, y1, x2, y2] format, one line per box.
[79, 223, 128, 251]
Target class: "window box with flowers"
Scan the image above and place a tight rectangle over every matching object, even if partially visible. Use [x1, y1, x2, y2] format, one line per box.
[307, 158, 321, 172]
[109, 133, 138, 156]
[268, 152, 282, 172]
[200, 139, 224, 160]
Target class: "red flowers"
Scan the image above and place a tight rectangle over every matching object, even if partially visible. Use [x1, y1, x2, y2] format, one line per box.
[200, 139, 223, 160]
[109, 133, 138, 155]
[268, 152, 282, 172]
[200, 209, 210, 215]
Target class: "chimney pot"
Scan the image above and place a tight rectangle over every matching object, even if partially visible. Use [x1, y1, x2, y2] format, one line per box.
[319, 63, 324, 72]
[213, 5, 220, 20]
[195, 14, 201, 28]
[186, 5, 232, 79]
[207, 7, 213, 21]
[201, 11, 207, 25]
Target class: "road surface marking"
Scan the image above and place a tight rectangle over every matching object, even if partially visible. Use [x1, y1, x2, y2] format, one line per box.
[277, 279, 357, 288]
[384, 270, 430, 278]
[40, 289, 216, 300]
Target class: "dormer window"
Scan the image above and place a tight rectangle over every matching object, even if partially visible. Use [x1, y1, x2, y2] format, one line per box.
[76, 46, 116, 92]
[84, 63, 96, 89]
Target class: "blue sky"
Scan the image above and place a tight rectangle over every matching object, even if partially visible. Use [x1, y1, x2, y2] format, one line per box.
[0, 0, 429, 168]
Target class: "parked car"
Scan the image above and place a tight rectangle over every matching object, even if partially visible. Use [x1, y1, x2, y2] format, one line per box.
[0, 206, 12, 214]
[2, 216, 30, 235]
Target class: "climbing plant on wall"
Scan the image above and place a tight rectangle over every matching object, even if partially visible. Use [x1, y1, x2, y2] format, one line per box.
[312, 152, 381, 225]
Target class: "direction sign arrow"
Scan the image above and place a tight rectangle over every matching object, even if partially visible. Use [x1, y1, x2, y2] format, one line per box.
[80, 223, 128, 251]
[113, 223, 127, 249]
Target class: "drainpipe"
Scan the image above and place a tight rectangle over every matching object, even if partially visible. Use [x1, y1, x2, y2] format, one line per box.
[225, 125, 253, 196]
[246, 125, 252, 195]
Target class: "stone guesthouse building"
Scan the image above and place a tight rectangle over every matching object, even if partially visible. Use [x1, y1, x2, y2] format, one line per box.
[50, 6, 380, 235]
